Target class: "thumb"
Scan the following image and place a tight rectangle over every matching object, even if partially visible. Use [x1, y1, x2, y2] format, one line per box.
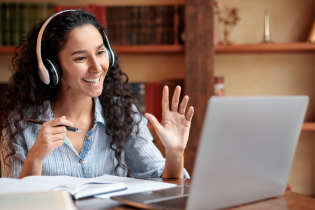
[145, 113, 163, 132]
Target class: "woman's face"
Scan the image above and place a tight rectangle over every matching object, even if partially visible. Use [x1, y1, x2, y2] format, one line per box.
[58, 24, 109, 98]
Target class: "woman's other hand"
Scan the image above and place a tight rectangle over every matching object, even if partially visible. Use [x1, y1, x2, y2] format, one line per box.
[145, 86, 194, 155]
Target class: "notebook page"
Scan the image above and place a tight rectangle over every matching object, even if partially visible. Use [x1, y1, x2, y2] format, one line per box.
[93, 175, 177, 199]
[22, 175, 124, 194]
[0, 178, 59, 194]
[22, 176, 83, 194]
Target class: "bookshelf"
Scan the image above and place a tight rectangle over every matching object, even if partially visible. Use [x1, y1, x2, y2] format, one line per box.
[2, 43, 315, 54]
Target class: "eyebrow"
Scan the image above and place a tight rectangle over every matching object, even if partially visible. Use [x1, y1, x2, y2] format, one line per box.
[71, 43, 105, 56]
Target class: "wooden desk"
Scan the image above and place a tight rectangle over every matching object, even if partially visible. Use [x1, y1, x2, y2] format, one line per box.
[74, 178, 315, 210]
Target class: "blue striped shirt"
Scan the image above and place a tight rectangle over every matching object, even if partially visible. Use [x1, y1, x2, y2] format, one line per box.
[1, 98, 189, 179]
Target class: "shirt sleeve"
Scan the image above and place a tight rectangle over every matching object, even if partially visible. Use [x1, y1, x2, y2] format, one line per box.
[1, 125, 28, 179]
[124, 105, 190, 179]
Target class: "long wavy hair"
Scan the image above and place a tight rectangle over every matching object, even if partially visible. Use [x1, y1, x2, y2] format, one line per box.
[0, 10, 141, 177]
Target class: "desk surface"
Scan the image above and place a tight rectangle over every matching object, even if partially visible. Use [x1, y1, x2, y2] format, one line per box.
[74, 178, 315, 210]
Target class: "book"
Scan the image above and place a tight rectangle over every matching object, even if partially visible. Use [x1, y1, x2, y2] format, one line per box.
[155, 6, 163, 45]
[177, 5, 185, 45]
[10, 3, 20, 46]
[0, 176, 126, 200]
[138, 6, 145, 45]
[307, 18, 315, 43]
[0, 3, 2, 46]
[38, 2, 48, 23]
[145, 82, 162, 122]
[29, 3, 39, 30]
[2, 3, 11, 46]
[20, 3, 30, 39]
[130, 6, 138, 45]
[148, 6, 156, 44]
[0, 190, 75, 210]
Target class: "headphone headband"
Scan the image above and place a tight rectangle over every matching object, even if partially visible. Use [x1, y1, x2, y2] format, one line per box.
[36, 10, 75, 85]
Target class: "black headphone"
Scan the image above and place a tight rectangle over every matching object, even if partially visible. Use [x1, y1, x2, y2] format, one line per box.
[36, 10, 115, 85]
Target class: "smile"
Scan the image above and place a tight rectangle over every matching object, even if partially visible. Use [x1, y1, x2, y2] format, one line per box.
[82, 76, 101, 84]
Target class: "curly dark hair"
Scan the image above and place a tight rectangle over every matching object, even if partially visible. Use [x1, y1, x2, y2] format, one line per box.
[0, 10, 141, 177]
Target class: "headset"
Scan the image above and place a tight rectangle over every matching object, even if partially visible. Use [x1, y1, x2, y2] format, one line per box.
[36, 10, 115, 85]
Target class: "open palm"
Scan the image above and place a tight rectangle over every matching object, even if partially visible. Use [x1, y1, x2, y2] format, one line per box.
[145, 86, 194, 153]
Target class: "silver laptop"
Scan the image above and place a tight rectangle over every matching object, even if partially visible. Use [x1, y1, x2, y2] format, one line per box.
[112, 96, 308, 210]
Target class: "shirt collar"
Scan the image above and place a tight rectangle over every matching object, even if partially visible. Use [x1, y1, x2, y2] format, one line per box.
[93, 97, 105, 126]
[35, 98, 105, 135]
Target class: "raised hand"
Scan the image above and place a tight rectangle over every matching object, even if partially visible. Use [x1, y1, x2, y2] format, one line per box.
[145, 86, 194, 154]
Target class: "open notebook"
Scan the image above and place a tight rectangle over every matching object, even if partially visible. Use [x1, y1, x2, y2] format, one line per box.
[0, 176, 127, 200]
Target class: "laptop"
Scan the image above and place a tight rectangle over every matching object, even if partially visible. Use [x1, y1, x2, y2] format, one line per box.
[111, 96, 308, 210]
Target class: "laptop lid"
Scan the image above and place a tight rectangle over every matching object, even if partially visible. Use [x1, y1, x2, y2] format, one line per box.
[187, 96, 308, 210]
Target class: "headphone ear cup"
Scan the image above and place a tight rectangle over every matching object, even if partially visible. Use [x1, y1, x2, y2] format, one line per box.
[105, 48, 113, 67]
[43, 59, 62, 85]
[102, 31, 115, 68]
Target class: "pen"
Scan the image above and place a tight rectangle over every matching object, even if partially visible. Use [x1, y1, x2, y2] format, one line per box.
[24, 119, 82, 132]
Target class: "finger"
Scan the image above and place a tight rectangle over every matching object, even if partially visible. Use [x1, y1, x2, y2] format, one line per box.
[46, 116, 73, 127]
[50, 133, 67, 142]
[171, 86, 181, 112]
[162, 86, 170, 114]
[145, 113, 164, 132]
[185, 106, 194, 122]
[53, 139, 65, 148]
[178, 96, 189, 115]
[43, 126, 67, 135]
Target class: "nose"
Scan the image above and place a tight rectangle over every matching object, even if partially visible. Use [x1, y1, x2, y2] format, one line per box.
[88, 55, 103, 74]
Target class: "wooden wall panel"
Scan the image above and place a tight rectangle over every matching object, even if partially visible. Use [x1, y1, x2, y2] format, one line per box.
[184, 0, 214, 175]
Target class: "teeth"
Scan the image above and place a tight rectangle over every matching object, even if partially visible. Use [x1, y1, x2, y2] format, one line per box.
[83, 77, 100, 84]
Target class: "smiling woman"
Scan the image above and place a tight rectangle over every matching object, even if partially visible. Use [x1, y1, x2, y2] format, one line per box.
[0, 10, 193, 180]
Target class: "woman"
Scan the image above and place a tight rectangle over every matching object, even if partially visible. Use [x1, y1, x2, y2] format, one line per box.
[0, 10, 194, 179]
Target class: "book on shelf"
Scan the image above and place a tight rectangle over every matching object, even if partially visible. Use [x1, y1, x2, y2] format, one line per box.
[106, 5, 179, 46]
[54, 5, 107, 28]
[129, 79, 184, 124]
[0, 175, 126, 200]
[0, 2, 55, 46]
[307, 17, 315, 43]
[129, 82, 161, 122]
[0, 3, 189, 47]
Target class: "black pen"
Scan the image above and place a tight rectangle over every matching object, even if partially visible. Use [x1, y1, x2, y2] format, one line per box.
[24, 119, 82, 132]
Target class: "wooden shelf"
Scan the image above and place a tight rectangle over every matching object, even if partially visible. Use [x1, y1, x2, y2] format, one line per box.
[215, 42, 315, 53]
[2, 43, 315, 54]
[114, 45, 184, 54]
[0, 45, 185, 54]
[301, 123, 315, 131]
[0, 46, 19, 53]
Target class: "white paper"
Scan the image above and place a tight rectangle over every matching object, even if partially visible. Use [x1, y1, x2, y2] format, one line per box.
[93, 174, 177, 199]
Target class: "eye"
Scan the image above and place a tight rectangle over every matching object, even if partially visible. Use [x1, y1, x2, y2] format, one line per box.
[97, 50, 105, 56]
[75, 57, 85, 61]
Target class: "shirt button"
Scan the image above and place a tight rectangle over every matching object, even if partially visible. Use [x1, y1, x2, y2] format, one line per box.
[87, 136, 91, 140]
[79, 159, 83, 164]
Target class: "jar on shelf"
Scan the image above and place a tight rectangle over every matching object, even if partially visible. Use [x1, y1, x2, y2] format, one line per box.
[214, 76, 225, 96]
